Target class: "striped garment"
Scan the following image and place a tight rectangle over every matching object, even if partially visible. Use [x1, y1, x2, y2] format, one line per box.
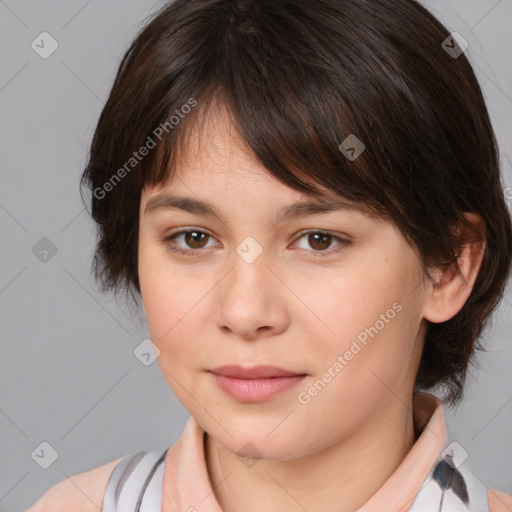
[100, 449, 492, 512]
[101, 392, 507, 512]
[101, 449, 168, 512]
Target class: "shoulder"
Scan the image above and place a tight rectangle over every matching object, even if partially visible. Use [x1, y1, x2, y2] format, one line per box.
[24, 456, 123, 512]
[488, 487, 512, 512]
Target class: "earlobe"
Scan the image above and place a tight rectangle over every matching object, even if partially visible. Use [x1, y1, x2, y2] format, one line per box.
[423, 212, 486, 324]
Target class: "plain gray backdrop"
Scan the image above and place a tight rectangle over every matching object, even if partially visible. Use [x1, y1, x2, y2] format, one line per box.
[1, 0, 511, 510]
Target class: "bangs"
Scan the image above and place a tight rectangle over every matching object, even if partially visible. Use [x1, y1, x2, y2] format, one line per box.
[144, 89, 385, 220]
[135, 1, 418, 221]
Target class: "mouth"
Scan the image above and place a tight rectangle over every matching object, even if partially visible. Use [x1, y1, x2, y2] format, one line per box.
[208, 365, 308, 403]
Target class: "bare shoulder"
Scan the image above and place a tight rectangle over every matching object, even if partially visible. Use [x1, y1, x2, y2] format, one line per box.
[488, 488, 512, 512]
[24, 456, 123, 512]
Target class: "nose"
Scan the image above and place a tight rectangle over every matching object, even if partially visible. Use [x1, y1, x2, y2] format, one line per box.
[215, 244, 289, 341]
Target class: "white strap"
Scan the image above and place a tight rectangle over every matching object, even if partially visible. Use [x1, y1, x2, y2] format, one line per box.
[101, 449, 168, 512]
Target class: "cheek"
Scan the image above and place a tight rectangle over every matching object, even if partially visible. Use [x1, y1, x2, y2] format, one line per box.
[138, 241, 192, 345]
[295, 265, 401, 347]
[139, 265, 203, 399]
[300, 254, 424, 386]
[138, 240, 218, 380]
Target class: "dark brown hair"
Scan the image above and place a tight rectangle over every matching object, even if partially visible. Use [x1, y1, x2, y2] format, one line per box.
[80, 0, 512, 406]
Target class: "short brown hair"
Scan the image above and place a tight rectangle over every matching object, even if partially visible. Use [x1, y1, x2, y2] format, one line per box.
[80, 0, 512, 406]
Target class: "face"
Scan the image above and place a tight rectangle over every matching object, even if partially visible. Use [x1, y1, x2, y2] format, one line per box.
[138, 108, 430, 461]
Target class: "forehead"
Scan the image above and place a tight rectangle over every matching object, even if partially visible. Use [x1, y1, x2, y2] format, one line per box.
[142, 100, 378, 221]
[173, 101, 261, 176]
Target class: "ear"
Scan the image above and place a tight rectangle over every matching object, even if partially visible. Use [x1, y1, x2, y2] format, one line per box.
[422, 212, 486, 324]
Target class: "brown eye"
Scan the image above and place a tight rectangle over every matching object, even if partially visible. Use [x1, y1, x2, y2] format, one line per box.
[163, 229, 217, 255]
[307, 232, 332, 251]
[293, 230, 350, 257]
[163, 228, 349, 258]
[182, 231, 209, 249]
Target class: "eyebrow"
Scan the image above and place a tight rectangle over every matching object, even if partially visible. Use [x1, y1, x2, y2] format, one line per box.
[144, 194, 366, 225]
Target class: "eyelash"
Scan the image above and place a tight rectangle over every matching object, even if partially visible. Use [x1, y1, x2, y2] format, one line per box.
[160, 228, 350, 258]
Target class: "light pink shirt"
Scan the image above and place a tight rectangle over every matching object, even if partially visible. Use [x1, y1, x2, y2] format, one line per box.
[159, 391, 509, 511]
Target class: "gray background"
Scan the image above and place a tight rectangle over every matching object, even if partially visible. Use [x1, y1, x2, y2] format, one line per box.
[0, 0, 511, 510]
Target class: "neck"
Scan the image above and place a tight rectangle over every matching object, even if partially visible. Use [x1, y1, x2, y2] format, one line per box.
[205, 393, 416, 512]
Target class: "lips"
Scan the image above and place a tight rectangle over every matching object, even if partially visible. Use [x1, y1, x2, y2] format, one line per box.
[208, 365, 308, 403]
[210, 365, 305, 379]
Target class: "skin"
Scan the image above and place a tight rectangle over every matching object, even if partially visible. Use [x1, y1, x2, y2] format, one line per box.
[137, 105, 486, 512]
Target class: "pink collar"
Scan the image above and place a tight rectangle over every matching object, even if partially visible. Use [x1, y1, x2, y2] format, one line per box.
[162, 392, 449, 512]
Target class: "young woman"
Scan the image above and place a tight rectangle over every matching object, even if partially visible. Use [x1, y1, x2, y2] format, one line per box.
[26, 0, 512, 510]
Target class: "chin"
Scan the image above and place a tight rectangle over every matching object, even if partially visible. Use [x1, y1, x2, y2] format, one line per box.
[204, 416, 314, 462]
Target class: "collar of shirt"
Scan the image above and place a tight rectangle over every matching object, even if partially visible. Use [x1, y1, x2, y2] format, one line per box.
[161, 391, 454, 512]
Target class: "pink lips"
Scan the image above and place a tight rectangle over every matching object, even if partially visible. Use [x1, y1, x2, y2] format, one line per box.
[209, 365, 307, 403]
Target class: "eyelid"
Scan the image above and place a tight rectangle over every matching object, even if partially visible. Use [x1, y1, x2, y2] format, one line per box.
[291, 229, 351, 255]
[161, 226, 220, 252]
[161, 227, 351, 256]
[165, 226, 215, 238]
